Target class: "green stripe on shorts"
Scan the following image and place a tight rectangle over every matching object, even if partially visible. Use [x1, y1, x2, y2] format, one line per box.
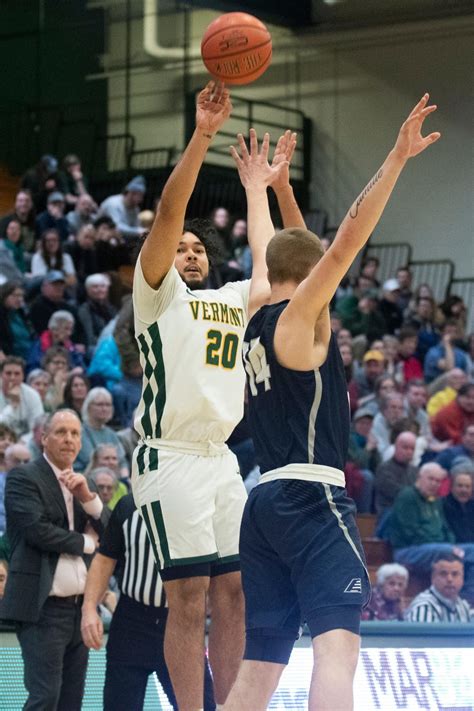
[141, 504, 162, 569]
[136, 444, 147, 475]
[149, 447, 159, 471]
[151, 500, 171, 568]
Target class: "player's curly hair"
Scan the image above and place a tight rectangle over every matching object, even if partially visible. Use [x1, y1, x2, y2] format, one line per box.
[266, 227, 324, 285]
[135, 217, 222, 266]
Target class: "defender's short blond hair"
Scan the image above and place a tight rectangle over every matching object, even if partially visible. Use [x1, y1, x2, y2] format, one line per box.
[266, 228, 324, 285]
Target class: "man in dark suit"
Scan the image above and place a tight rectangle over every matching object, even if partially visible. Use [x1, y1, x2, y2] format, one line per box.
[2, 409, 107, 710]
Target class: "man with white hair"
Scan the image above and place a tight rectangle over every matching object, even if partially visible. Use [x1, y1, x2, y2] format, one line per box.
[78, 273, 117, 349]
[390, 462, 474, 599]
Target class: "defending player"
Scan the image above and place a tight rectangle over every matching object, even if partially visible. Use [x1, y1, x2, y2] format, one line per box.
[131, 81, 291, 711]
[223, 95, 440, 711]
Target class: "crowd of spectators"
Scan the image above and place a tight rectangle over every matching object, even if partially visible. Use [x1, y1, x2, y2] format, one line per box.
[0, 153, 473, 634]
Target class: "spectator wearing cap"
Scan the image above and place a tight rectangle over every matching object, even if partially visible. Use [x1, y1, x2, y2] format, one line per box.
[361, 563, 409, 621]
[20, 154, 60, 212]
[98, 176, 146, 241]
[57, 154, 91, 210]
[0, 190, 36, 254]
[404, 554, 473, 622]
[28, 271, 84, 342]
[424, 320, 469, 384]
[372, 392, 407, 458]
[348, 349, 386, 412]
[31, 228, 77, 287]
[374, 431, 418, 517]
[442, 464, 474, 544]
[35, 191, 70, 243]
[78, 274, 117, 350]
[431, 383, 474, 445]
[66, 194, 98, 235]
[435, 424, 474, 472]
[378, 278, 403, 335]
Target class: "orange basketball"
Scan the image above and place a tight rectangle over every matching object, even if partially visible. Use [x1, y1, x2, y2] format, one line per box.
[201, 12, 272, 86]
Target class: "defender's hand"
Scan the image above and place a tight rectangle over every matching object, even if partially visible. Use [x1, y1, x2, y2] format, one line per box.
[230, 128, 288, 190]
[270, 130, 297, 190]
[393, 94, 440, 161]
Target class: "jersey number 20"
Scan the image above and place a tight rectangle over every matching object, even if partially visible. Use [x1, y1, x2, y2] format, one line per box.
[206, 329, 239, 369]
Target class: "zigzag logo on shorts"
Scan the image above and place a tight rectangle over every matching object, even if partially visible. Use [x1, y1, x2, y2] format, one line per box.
[344, 578, 362, 593]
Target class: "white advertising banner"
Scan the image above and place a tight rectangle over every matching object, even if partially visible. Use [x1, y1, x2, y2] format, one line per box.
[268, 648, 474, 711]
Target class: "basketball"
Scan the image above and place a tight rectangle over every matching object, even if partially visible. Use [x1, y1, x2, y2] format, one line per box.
[201, 12, 272, 86]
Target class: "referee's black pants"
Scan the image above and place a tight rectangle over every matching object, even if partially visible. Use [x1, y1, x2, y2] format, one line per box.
[104, 594, 215, 711]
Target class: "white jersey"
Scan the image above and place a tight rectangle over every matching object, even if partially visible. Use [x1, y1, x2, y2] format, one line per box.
[133, 255, 251, 444]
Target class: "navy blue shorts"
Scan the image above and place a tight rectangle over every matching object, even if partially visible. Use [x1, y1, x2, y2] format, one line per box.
[240, 479, 371, 664]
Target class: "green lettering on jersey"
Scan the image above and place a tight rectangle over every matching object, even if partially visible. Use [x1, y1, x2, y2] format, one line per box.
[210, 302, 220, 322]
[229, 307, 240, 327]
[219, 304, 229, 323]
[189, 301, 200, 320]
[201, 302, 211, 320]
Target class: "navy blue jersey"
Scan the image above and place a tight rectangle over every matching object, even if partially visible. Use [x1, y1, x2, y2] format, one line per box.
[243, 301, 350, 474]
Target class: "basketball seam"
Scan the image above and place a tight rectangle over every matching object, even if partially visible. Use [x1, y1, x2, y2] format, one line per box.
[201, 24, 269, 48]
[203, 40, 271, 63]
[207, 48, 272, 82]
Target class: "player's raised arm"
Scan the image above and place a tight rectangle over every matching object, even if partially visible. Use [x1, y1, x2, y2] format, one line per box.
[270, 130, 306, 229]
[230, 129, 288, 316]
[140, 81, 232, 289]
[275, 94, 440, 368]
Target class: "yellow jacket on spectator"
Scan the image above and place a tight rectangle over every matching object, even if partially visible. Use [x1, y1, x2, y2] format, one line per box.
[427, 386, 456, 417]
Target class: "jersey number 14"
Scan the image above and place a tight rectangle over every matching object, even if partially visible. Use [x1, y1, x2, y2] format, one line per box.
[243, 338, 272, 395]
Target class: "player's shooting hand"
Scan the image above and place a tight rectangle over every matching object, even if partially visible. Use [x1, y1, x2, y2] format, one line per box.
[196, 81, 232, 137]
[392, 93, 440, 161]
[230, 128, 288, 190]
[81, 605, 104, 650]
[270, 130, 297, 191]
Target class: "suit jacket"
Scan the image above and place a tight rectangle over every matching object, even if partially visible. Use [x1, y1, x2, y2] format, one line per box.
[2, 456, 107, 623]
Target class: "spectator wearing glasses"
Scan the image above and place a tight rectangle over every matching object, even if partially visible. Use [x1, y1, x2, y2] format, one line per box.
[75, 388, 128, 476]
[85, 444, 128, 510]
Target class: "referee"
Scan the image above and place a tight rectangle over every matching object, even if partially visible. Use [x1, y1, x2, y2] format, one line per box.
[81, 494, 215, 710]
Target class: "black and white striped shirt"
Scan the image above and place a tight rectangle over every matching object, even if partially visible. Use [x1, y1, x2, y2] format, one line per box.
[404, 586, 473, 622]
[99, 494, 166, 608]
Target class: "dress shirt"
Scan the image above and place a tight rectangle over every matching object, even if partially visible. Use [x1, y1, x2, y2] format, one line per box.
[44, 454, 102, 596]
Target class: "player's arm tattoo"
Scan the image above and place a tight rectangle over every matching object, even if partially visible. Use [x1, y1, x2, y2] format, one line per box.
[349, 168, 384, 219]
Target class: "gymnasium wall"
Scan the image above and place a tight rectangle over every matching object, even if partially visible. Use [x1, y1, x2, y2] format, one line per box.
[103, 5, 473, 278]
